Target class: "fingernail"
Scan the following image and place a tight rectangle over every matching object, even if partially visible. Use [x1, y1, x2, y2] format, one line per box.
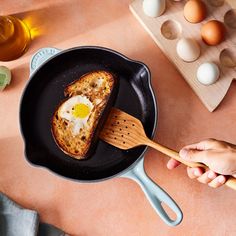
[218, 175, 225, 184]
[179, 149, 188, 159]
[208, 171, 215, 179]
[194, 170, 201, 177]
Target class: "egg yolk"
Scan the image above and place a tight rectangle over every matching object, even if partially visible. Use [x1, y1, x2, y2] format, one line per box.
[72, 103, 90, 119]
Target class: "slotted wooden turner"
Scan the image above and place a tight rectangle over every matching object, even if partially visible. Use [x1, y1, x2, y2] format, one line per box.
[99, 108, 236, 191]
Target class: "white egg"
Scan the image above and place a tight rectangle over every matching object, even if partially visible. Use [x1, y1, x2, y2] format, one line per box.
[197, 62, 220, 85]
[143, 0, 166, 17]
[176, 38, 201, 62]
[59, 95, 94, 135]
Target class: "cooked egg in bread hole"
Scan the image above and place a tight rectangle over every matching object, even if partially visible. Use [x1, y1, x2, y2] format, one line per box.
[51, 70, 118, 159]
[58, 95, 94, 136]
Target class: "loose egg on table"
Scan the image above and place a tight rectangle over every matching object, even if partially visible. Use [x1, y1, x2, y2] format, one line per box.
[201, 20, 226, 46]
[176, 38, 201, 62]
[184, 0, 207, 23]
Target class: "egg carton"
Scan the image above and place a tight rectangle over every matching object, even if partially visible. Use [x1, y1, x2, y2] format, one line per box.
[130, 0, 236, 112]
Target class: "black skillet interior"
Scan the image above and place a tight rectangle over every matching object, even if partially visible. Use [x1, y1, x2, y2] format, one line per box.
[20, 47, 157, 181]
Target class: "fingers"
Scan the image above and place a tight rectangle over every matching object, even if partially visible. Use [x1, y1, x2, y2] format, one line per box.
[187, 167, 204, 179]
[197, 170, 217, 184]
[179, 148, 207, 163]
[187, 168, 226, 188]
[167, 159, 181, 169]
[208, 175, 226, 188]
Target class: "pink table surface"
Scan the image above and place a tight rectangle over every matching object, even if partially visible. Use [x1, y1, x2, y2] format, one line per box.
[1, 1, 236, 235]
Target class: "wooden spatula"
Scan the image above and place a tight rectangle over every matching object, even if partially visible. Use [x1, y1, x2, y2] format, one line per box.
[99, 108, 236, 190]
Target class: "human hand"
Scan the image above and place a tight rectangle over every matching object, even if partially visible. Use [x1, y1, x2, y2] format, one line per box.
[167, 139, 236, 188]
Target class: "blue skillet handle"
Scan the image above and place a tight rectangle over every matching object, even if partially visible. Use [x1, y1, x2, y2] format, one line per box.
[121, 157, 183, 226]
[30, 47, 61, 76]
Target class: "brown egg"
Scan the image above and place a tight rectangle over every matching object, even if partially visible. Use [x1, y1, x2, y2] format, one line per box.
[201, 20, 226, 46]
[184, 0, 207, 23]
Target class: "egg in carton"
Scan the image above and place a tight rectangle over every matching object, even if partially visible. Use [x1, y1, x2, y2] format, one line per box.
[130, 0, 236, 112]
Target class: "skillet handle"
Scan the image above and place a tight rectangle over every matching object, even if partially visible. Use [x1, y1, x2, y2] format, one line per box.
[30, 47, 61, 76]
[121, 157, 183, 226]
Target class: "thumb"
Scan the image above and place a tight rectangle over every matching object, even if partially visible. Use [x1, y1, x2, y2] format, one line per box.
[179, 148, 205, 163]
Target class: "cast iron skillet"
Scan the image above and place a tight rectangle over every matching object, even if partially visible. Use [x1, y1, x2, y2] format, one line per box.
[20, 46, 182, 226]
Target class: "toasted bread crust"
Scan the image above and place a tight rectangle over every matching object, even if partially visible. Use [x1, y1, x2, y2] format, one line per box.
[51, 71, 116, 159]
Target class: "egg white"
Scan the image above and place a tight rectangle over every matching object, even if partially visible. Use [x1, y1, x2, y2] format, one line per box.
[58, 95, 94, 135]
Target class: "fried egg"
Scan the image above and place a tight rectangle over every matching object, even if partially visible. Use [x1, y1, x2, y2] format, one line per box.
[58, 95, 93, 135]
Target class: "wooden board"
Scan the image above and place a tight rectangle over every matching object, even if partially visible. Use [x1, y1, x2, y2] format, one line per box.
[130, 0, 236, 112]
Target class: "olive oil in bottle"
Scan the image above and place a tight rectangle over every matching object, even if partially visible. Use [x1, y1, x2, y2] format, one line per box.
[0, 16, 31, 61]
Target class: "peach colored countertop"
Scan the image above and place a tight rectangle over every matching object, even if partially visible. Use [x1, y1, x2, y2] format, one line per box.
[1, 1, 236, 235]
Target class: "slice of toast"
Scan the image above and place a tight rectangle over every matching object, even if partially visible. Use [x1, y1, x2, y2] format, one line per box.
[52, 71, 117, 159]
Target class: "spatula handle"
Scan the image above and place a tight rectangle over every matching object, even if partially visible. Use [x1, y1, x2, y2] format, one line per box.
[146, 139, 206, 168]
[146, 139, 236, 191]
